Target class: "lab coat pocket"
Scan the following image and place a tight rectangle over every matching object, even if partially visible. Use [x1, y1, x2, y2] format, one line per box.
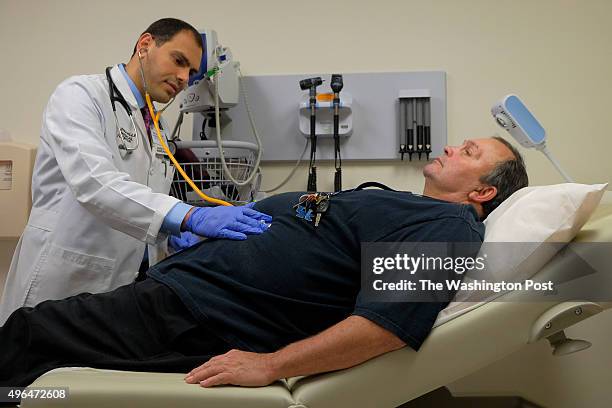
[42, 244, 117, 297]
[165, 161, 176, 190]
[148, 157, 174, 194]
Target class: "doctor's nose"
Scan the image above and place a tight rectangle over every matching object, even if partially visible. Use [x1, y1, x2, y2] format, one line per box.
[177, 68, 190, 88]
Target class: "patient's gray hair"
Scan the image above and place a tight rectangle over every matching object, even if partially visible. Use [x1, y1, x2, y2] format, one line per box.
[480, 136, 529, 219]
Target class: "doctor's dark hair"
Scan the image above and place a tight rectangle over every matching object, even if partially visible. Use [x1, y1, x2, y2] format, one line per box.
[479, 136, 529, 220]
[131, 18, 203, 56]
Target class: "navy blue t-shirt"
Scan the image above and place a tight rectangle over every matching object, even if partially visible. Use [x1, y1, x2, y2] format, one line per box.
[148, 190, 484, 352]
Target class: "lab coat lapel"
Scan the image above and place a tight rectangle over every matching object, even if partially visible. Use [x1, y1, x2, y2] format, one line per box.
[109, 65, 153, 159]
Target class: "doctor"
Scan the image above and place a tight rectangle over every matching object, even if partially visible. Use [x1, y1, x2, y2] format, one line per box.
[0, 18, 272, 324]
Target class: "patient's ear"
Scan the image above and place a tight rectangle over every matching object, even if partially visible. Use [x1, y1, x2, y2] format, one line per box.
[468, 185, 497, 204]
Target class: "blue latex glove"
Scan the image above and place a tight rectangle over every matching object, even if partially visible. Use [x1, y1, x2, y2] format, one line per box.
[169, 231, 202, 253]
[185, 202, 272, 241]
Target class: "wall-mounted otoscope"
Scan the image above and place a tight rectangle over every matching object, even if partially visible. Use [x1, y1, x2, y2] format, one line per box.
[300, 77, 323, 192]
[331, 74, 344, 192]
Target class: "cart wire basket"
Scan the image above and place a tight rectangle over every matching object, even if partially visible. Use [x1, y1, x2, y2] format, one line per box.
[169, 140, 261, 206]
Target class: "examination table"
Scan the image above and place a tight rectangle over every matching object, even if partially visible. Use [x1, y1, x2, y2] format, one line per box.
[22, 192, 612, 408]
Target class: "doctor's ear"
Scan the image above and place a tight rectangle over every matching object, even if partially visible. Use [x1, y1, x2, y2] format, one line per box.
[138, 48, 148, 58]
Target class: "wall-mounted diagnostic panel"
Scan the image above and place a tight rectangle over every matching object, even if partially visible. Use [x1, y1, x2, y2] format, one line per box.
[192, 71, 446, 162]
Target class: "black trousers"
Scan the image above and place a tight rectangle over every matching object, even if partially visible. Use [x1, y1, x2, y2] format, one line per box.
[0, 279, 230, 387]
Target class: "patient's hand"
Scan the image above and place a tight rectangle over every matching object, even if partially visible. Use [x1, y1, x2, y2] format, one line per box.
[185, 349, 277, 387]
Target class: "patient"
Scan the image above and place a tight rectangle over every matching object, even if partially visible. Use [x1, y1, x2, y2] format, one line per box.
[0, 137, 527, 388]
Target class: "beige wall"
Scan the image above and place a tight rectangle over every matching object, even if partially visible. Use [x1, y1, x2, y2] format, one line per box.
[1, 0, 611, 406]
[1, 0, 611, 190]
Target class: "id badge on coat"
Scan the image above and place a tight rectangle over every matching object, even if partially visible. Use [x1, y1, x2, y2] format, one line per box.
[151, 127, 170, 158]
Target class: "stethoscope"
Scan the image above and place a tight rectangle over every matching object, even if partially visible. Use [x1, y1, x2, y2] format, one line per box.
[106, 67, 140, 157]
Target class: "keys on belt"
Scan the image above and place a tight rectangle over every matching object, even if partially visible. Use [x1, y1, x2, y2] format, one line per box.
[294, 192, 330, 227]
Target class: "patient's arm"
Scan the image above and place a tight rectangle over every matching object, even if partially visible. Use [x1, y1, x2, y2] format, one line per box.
[185, 315, 405, 387]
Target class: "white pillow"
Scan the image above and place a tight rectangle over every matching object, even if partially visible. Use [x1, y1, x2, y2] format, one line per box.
[435, 183, 608, 326]
[483, 183, 608, 242]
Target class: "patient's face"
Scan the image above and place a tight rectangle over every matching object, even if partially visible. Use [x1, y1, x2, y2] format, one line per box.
[423, 138, 514, 198]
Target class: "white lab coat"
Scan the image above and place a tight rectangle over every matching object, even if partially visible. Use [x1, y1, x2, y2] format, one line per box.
[0, 65, 180, 324]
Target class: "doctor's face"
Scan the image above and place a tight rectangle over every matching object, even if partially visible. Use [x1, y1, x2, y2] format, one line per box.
[142, 30, 202, 103]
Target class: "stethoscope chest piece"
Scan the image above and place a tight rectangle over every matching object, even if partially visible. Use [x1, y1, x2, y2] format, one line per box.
[115, 113, 139, 157]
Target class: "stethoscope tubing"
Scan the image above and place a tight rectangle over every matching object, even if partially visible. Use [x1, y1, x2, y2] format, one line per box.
[106, 67, 140, 154]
